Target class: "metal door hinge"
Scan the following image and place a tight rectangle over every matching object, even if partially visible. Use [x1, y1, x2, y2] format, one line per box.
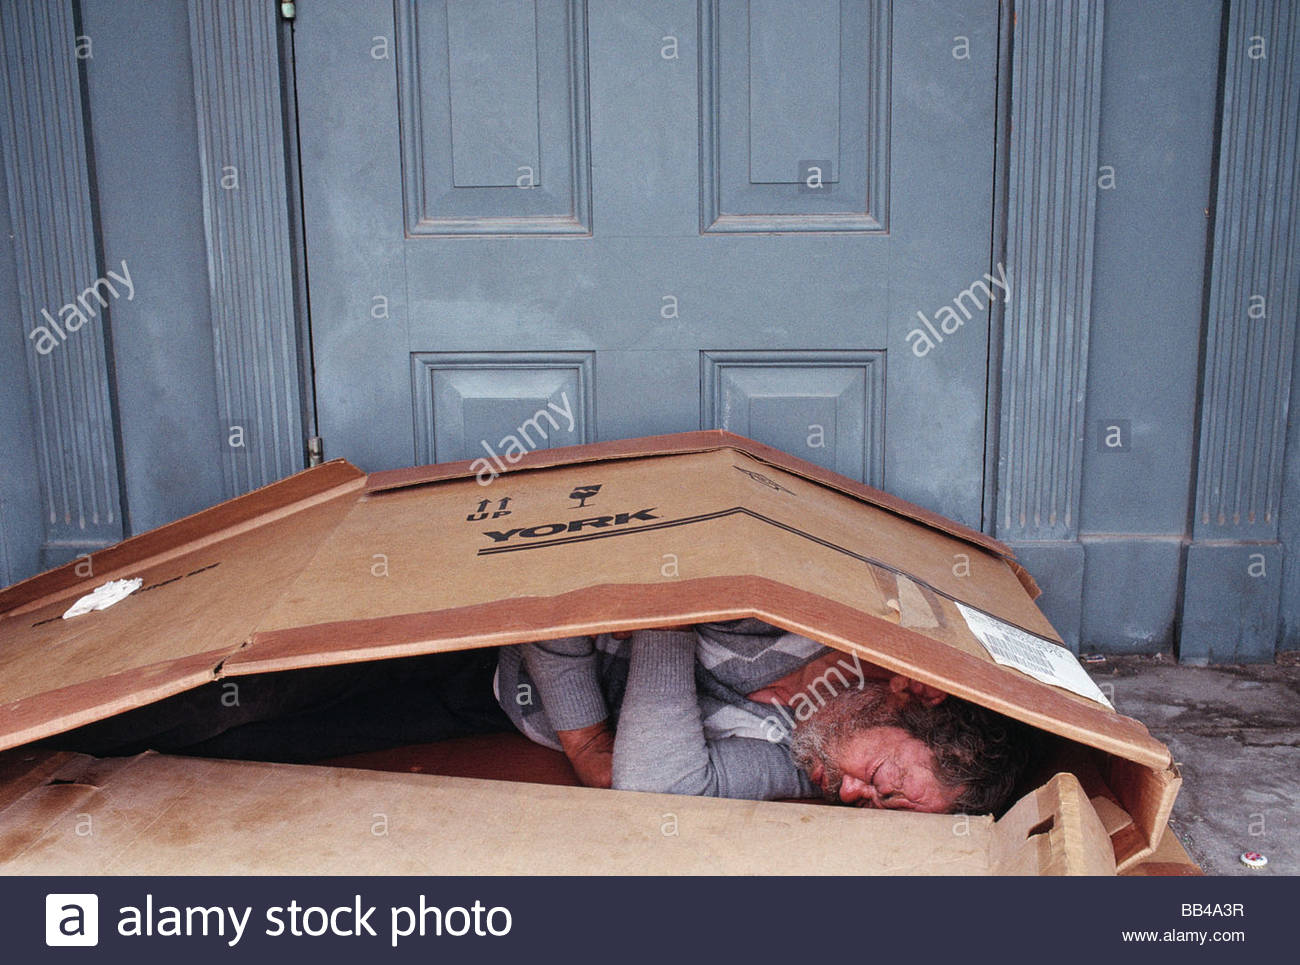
[307, 436, 324, 466]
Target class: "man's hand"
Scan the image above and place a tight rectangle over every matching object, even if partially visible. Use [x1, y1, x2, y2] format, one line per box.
[887, 674, 948, 707]
[556, 720, 615, 788]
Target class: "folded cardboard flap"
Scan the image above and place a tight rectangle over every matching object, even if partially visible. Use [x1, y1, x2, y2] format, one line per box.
[1088, 794, 1136, 836]
[1103, 757, 1182, 873]
[0, 749, 1114, 875]
[1118, 818, 1203, 876]
[0, 431, 1180, 870]
[0, 475, 365, 751]
[989, 772, 1117, 876]
[1005, 731, 1180, 873]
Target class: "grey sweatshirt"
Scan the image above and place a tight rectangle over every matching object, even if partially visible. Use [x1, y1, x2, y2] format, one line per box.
[493, 620, 828, 800]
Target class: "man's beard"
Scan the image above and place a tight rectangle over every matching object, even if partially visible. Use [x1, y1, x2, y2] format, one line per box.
[789, 682, 896, 802]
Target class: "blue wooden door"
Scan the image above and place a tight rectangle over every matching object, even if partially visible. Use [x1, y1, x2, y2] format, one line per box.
[296, 0, 999, 525]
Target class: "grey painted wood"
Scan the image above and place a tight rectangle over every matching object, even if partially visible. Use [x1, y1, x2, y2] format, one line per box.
[411, 351, 594, 464]
[79, 0, 227, 536]
[0, 0, 124, 565]
[188, 0, 305, 496]
[1182, 543, 1284, 664]
[701, 0, 889, 232]
[992, 0, 1104, 650]
[1191, 0, 1298, 543]
[397, 0, 591, 234]
[1280, 309, 1300, 651]
[0, 134, 44, 587]
[300, 0, 999, 534]
[446, 0, 541, 187]
[1076, 0, 1221, 654]
[701, 350, 884, 485]
[746, 0, 839, 184]
[1080, 0, 1219, 537]
[1181, 0, 1299, 662]
[995, 0, 1104, 543]
[1080, 537, 1183, 652]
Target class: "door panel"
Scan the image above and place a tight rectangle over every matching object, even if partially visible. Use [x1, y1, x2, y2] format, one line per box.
[706, 0, 889, 230]
[297, 0, 998, 526]
[410, 351, 593, 465]
[701, 350, 884, 484]
[397, 0, 591, 233]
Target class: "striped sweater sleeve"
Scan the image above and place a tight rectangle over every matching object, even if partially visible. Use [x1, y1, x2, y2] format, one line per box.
[611, 628, 808, 800]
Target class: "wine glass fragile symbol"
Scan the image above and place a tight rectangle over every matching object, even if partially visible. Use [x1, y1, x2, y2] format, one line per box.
[570, 485, 601, 508]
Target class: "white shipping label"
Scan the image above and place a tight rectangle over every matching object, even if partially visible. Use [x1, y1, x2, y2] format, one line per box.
[955, 602, 1113, 709]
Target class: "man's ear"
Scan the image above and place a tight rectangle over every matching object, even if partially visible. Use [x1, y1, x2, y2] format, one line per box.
[888, 674, 948, 707]
[884, 675, 912, 710]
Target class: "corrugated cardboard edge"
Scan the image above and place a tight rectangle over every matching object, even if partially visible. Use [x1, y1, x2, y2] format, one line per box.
[0, 651, 235, 755]
[0, 459, 366, 619]
[365, 430, 1042, 599]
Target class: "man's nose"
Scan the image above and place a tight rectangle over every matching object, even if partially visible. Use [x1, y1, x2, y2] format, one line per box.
[839, 775, 875, 805]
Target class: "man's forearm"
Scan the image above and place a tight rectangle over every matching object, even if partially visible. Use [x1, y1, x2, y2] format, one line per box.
[517, 636, 614, 787]
[612, 628, 715, 794]
[519, 636, 608, 731]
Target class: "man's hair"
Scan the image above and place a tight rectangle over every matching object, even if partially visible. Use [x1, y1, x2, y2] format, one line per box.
[892, 697, 1033, 814]
[789, 683, 1033, 814]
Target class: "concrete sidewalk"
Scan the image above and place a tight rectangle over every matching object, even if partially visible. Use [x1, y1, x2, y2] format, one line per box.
[1092, 653, 1299, 876]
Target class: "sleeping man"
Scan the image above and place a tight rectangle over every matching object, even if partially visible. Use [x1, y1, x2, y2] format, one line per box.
[495, 619, 1031, 814]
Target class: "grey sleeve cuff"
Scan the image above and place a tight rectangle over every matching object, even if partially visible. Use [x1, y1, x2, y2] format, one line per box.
[520, 635, 608, 731]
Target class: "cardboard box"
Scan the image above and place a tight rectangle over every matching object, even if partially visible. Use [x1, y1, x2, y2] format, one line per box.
[0, 431, 1180, 875]
[0, 749, 1114, 875]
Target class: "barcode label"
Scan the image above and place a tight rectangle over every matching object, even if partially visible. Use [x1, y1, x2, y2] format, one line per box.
[979, 626, 1055, 676]
[955, 603, 1113, 709]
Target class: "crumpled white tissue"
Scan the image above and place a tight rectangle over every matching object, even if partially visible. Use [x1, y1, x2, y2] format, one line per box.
[62, 577, 143, 619]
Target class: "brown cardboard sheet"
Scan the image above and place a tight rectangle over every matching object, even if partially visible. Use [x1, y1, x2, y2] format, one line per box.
[365, 431, 1030, 578]
[0, 750, 1113, 875]
[0, 462, 365, 749]
[0, 431, 1178, 868]
[1120, 821, 1204, 876]
[228, 444, 1169, 772]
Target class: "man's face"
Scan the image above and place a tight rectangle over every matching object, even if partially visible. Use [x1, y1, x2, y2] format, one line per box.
[788, 685, 965, 813]
[803, 725, 963, 812]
